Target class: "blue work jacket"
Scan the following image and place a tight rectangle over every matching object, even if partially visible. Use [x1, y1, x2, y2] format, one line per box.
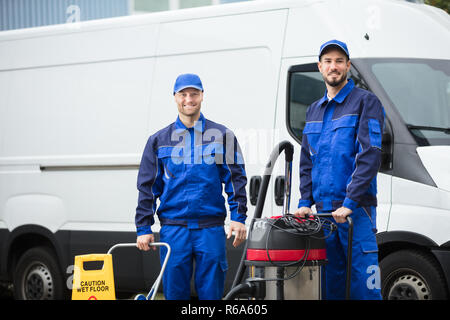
[135, 113, 248, 235]
[298, 79, 385, 212]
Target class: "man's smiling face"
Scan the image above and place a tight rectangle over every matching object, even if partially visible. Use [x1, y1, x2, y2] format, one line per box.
[174, 87, 203, 118]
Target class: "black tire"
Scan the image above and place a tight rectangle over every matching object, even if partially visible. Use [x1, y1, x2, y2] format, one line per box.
[13, 246, 66, 300]
[380, 249, 448, 300]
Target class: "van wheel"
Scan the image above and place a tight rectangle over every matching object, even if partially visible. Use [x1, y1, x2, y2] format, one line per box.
[13, 247, 65, 300]
[380, 249, 448, 300]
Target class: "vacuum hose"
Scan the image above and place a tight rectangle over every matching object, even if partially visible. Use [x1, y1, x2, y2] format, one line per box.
[229, 141, 294, 291]
[223, 282, 256, 300]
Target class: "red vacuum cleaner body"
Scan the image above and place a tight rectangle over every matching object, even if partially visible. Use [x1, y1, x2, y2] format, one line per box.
[245, 216, 328, 265]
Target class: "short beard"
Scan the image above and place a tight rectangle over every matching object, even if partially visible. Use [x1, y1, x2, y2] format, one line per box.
[324, 73, 347, 87]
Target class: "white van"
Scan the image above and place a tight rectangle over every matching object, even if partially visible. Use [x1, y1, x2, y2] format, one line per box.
[0, 0, 449, 300]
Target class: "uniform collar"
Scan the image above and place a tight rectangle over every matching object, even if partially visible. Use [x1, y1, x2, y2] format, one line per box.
[319, 78, 355, 106]
[175, 112, 206, 132]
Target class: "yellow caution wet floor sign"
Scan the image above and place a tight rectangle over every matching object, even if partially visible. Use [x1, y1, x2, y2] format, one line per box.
[72, 254, 116, 300]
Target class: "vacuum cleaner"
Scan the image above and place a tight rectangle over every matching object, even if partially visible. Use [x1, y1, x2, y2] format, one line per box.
[224, 141, 353, 300]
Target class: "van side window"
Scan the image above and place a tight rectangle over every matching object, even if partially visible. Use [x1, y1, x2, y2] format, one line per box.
[287, 64, 325, 143]
[287, 63, 369, 143]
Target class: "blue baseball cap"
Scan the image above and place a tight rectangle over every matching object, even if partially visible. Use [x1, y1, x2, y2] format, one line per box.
[319, 39, 350, 60]
[173, 73, 204, 95]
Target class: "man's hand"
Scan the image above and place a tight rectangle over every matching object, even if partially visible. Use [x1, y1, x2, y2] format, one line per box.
[332, 206, 352, 223]
[293, 206, 313, 218]
[136, 234, 156, 251]
[227, 221, 247, 248]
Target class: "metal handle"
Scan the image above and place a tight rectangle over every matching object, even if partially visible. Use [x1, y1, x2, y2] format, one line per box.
[283, 160, 292, 216]
[107, 242, 168, 254]
[254, 140, 294, 220]
[231, 141, 294, 290]
[106, 242, 171, 300]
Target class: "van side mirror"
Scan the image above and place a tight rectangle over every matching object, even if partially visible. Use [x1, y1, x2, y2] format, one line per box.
[249, 176, 262, 205]
[274, 175, 285, 206]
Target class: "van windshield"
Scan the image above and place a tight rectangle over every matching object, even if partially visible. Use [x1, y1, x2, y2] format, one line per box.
[369, 59, 450, 146]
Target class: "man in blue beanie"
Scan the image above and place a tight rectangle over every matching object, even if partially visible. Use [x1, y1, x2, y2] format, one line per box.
[135, 73, 248, 300]
[294, 40, 384, 300]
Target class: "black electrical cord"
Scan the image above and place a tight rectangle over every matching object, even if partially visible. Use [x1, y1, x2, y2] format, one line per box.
[249, 214, 337, 283]
[268, 214, 336, 240]
[226, 214, 338, 300]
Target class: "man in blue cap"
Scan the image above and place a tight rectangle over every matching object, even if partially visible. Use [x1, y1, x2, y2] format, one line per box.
[294, 40, 384, 299]
[135, 73, 248, 300]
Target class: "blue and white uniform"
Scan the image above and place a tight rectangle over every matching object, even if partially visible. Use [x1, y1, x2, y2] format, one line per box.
[135, 112, 247, 299]
[299, 79, 384, 299]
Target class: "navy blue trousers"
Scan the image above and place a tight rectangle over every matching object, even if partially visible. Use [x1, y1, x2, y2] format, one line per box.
[159, 225, 228, 300]
[322, 206, 382, 300]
